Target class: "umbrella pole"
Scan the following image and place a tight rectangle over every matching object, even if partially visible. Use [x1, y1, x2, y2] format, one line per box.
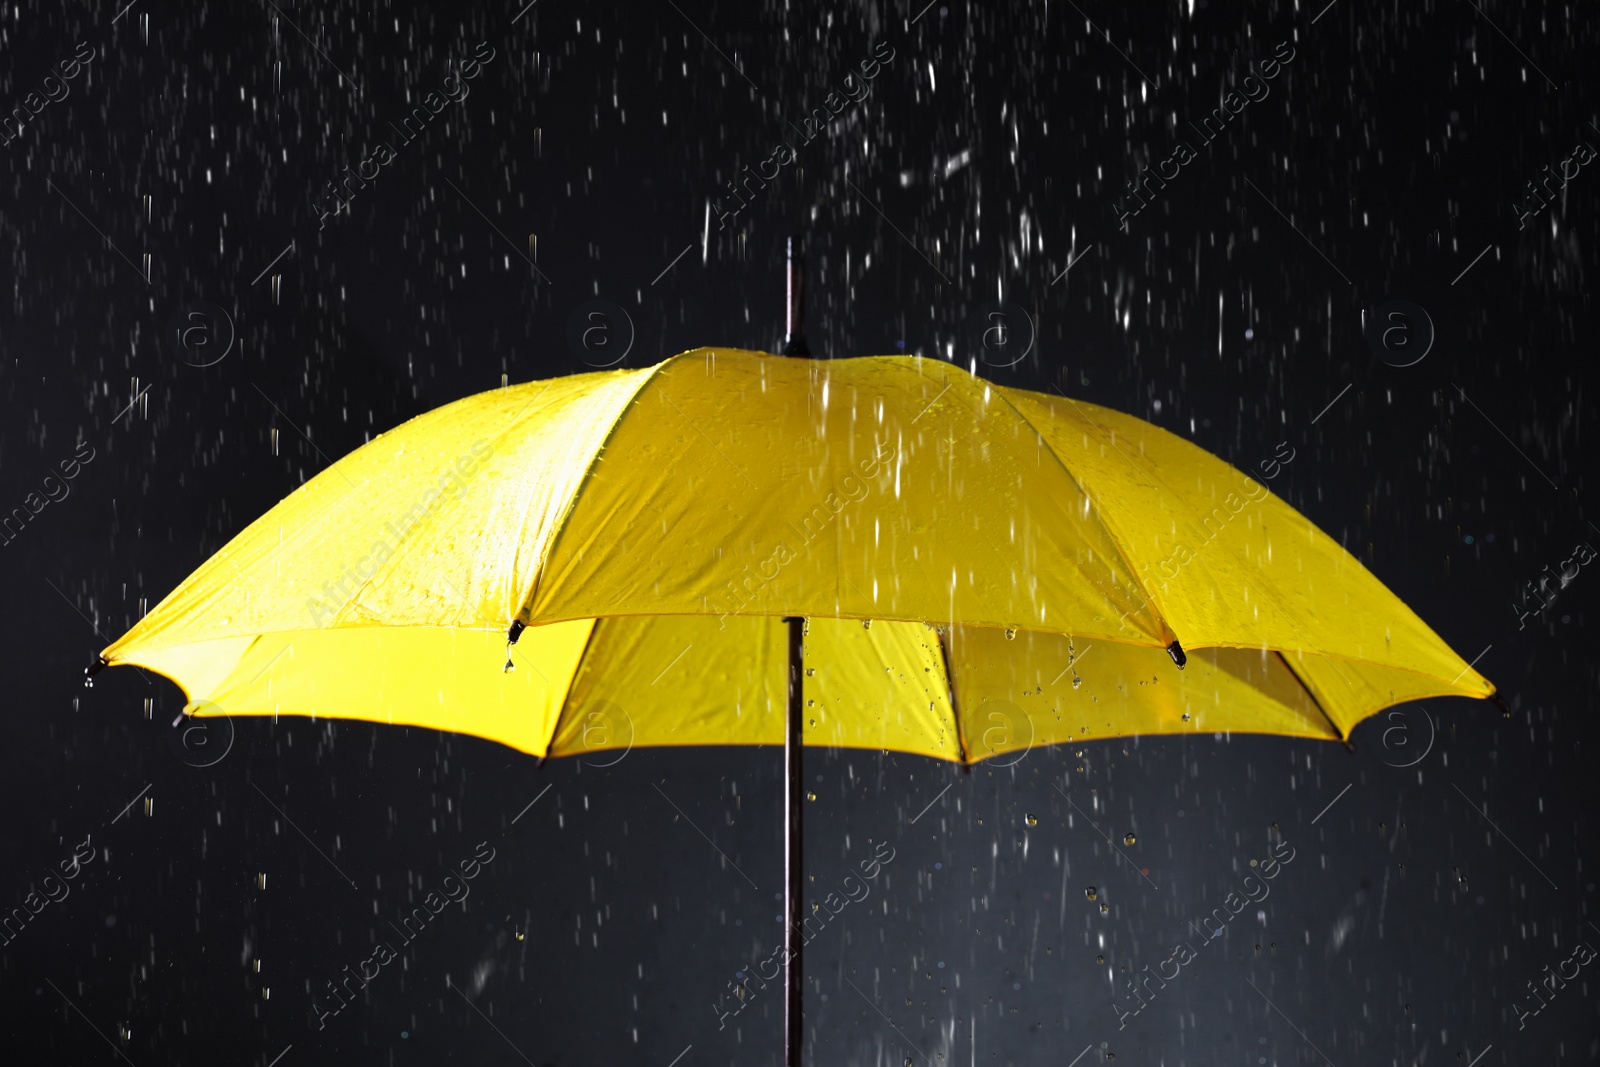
[781, 235, 809, 1065]
[783, 615, 805, 1067]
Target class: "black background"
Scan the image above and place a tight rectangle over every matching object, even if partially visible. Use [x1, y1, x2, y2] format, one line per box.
[1, 0, 1596, 1063]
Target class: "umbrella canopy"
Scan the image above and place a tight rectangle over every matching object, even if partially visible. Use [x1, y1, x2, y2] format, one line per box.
[99, 347, 1494, 758]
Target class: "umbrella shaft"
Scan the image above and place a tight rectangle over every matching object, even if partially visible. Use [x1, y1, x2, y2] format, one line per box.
[784, 615, 805, 1066]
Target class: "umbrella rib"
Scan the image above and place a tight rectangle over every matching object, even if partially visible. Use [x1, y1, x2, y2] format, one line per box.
[934, 627, 972, 769]
[1031, 386, 1383, 699]
[515, 356, 678, 627]
[542, 618, 604, 757]
[989, 385, 1179, 648]
[1274, 650, 1344, 743]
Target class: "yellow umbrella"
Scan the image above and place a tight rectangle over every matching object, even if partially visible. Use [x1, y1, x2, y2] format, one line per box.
[96, 347, 1493, 752]
[94, 281, 1494, 1062]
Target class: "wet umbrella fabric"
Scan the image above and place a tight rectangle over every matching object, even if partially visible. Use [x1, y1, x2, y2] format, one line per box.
[100, 347, 1494, 754]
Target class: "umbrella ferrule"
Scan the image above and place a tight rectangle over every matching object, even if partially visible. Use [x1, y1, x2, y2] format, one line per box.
[1166, 640, 1187, 669]
[83, 657, 108, 689]
[781, 236, 810, 358]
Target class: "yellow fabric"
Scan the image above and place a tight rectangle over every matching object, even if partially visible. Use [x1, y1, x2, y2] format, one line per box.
[165, 623, 592, 756]
[102, 348, 1493, 760]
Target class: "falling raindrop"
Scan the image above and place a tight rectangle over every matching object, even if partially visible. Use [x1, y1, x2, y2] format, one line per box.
[1085, 886, 1097, 900]
[1024, 813, 1038, 827]
[861, 619, 872, 629]
[806, 792, 817, 802]
[1004, 628, 1016, 640]
[1123, 832, 1136, 845]
[804, 667, 816, 677]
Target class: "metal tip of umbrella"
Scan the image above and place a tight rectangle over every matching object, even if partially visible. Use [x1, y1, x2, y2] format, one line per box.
[1166, 639, 1187, 670]
[780, 235, 811, 358]
[504, 620, 526, 673]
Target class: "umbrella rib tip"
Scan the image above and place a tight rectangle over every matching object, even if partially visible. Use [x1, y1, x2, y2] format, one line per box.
[1166, 639, 1187, 670]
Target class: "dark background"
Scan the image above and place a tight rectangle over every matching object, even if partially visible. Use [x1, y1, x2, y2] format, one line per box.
[1, 0, 1596, 1063]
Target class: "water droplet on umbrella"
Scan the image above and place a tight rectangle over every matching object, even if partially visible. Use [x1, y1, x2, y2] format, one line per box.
[1181, 712, 1190, 721]
[1123, 832, 1136, 845]
[1085, 886, 1097, 900]
[1072, 676, 1082, 689]
[1004, 628, 1016, 640]
[806, 699, 815, 707]
[804, 667, 816, 676]
[807, 719, 815, 727]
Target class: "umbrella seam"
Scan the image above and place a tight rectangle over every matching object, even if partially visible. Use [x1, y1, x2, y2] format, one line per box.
[982, 381, 1181, 649]
[515, 355, 681, 626]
